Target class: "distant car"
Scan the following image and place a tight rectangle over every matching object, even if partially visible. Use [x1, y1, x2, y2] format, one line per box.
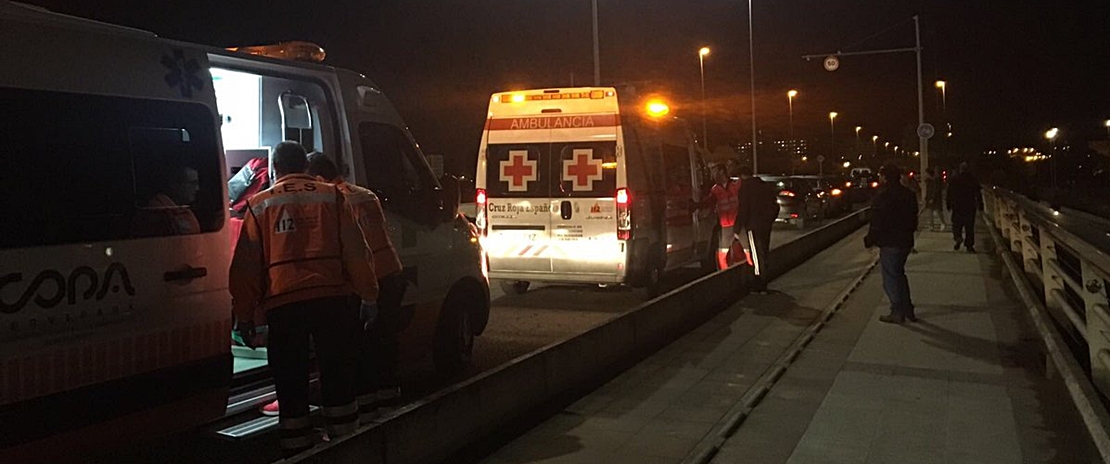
[762, 176, 823, 229]
[797, 175, 850, 216]
[849, 172, 880, 202]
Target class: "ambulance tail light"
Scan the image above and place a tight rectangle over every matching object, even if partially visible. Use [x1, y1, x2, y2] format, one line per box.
[616, 188, 631, 240]
[475, 188, 488, 236]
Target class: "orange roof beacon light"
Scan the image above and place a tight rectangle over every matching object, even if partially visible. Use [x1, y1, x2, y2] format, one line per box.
[645, 99, 670, 118]
[226, 41, 326, 63]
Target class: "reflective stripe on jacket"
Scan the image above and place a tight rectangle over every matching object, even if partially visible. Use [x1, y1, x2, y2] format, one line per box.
[336, 181, 403, 279]
[230, 174, 378, 323]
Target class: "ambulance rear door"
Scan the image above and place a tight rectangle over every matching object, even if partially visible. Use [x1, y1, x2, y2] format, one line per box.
[483, 127, 554, 275]
[548, 121, 621, 278]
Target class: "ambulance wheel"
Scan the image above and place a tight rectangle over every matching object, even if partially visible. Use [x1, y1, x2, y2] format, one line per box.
[499, 280, 531, 295]
[434, 290, 477, 378]
[635, 254, 664, 299]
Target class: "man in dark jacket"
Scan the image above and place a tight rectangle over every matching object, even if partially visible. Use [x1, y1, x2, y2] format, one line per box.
[734, 166, 780, 293]
[865, 164, 918, 323]
[946, 162, 982, 253]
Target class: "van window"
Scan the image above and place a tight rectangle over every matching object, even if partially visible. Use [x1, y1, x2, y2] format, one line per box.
[486, 141, 617, 198]
[0, 88, 223, 249]
[359, 122, 432, 203]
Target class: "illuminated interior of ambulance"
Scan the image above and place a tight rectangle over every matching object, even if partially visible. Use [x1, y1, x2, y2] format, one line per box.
[210, 66, 335, 376]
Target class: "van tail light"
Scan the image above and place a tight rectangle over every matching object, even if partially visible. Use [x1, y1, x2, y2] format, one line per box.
[475, 188, 488, 236]
[616, 188, 631, 240]
[779, 190, 796, 197]
[870, 181, 879, 188]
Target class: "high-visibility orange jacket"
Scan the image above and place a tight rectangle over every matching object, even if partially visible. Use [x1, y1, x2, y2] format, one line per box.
[697, 181, 740, 228]
[230, 174, 378, 324]
[335, 181, 403, 279]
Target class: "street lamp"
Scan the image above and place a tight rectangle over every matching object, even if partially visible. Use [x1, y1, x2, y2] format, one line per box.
[935, 80, 946, 112]
[1045, 127, 1059, 189]
[787, 89, 798, 142]
[828, 111, 838, 158]
[854, 126, 862, 156]
[872, 135, 879, 158]
[698, 46, 711, 149]
[1104, 119, 1110, 139]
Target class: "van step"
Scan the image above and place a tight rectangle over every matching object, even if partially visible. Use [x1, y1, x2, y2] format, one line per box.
[216, 405, 319, 440]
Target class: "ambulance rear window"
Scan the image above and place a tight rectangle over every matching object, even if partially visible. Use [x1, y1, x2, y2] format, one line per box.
[486, 141, 617, 198]
[0, 87, 224, 249]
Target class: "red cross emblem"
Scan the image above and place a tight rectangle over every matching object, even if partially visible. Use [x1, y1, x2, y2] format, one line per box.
[499, 150, 538, 192]
[563, 149, 604, 191]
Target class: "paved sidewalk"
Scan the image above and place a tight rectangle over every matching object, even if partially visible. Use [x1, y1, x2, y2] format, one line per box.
[479, 224, 1100, 464]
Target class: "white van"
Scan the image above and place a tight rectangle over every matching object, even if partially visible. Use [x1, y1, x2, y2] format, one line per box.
[475, 87, 715, 296]
[0, 3, 488, 462]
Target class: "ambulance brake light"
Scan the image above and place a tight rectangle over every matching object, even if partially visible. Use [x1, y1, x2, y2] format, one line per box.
[475, 188, 488, 236]
[616, 188, 631, 240]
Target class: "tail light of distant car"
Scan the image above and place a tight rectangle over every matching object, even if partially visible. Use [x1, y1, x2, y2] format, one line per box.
[779, 190, 796, 197]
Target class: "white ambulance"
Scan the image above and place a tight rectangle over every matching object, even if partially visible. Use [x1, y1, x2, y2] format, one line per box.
[475, 87, 716, 297]
[0, 3, 487, 462]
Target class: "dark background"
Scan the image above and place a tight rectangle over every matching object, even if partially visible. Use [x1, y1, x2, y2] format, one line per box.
[20, 0, 1110, 174]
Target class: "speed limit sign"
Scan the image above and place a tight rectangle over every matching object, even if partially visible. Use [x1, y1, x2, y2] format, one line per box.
[823, 55, 840, 72]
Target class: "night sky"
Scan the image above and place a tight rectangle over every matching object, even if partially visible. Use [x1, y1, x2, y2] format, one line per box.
[21, 0, 1110, 172]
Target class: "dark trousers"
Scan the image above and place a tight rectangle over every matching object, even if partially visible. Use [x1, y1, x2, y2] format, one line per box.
[356, 274, 408, 405]
[952, 210, 976, 248]
[268, 296, 360, 453]
[879, 247, 914, 316]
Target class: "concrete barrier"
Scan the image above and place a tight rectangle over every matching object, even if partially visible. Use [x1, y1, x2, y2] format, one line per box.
[291, 208, 872, 464]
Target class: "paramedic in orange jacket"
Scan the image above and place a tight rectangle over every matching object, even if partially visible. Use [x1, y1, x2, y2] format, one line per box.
[230, 141, 378, 455]
[305, 152, 407, 422]
[693, 164, 741, 270]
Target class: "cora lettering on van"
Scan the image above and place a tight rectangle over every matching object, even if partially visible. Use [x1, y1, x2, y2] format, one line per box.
[1, 263, 136, 314]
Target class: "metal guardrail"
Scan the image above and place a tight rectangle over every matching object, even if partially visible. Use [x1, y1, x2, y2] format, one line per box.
[983, 186, 1110, 399]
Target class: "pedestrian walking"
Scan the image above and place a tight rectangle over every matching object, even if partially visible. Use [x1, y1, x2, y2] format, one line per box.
[865, 164, 918, 324]
[230, 141, 379, 456]
[923, 166, 947, 231]
[693, 164, 741, 270]
[947, 162, 982, 253]
[735, 166, 780, 293]
[305, 152, 408, 423]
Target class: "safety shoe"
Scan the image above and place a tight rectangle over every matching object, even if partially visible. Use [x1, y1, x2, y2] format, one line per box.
[260, 400, 280, 416]
[879, 314, 905, 324]
[954, 238, 963, 250]
[966, 246, 977, 254]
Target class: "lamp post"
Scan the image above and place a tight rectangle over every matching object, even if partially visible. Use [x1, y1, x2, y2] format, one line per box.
[748, 0, 758, 174]
[828, 111, 838, 158]
[854, 126, 862, 157]
[592, 0, 600, 85]
[935, 80, 946, 112]
[787, 89, 798, 142]
[872, 135, 878, 158]
[699, 47, 711, 149]
[1104, 119, 1109, 140]
[1045, 127, 1059, 190]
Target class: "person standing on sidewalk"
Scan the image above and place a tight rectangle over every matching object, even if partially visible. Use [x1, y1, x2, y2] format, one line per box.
[230, 141, 379, 456]
[865, 164, 918, 324]
[305, 152, 408, 423]
[693, 164, 741, 270]
[735, 166, 780, 293]
[947, 162, 982, 253]
[923, 166, 947, 231]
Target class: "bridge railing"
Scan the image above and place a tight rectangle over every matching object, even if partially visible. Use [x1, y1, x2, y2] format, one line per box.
[983, 186, 1110, 398]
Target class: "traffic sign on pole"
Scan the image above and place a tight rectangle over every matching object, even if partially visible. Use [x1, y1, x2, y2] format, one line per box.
[917, 123, 935, 140]
[823, 56, 839, 72]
